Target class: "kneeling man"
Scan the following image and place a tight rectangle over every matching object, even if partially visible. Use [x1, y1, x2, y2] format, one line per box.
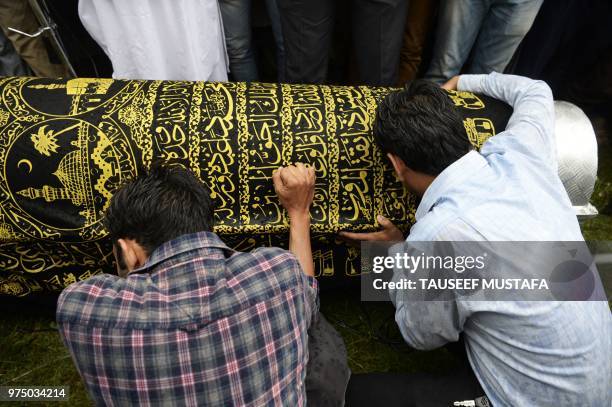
[57, 163, 348, 406]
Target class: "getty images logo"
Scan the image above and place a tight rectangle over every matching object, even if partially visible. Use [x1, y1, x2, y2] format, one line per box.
[372, 252, 487, 274]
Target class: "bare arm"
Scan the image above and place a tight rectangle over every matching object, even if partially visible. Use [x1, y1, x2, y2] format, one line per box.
[273, 163, 316, 277]
[288, 213, 314, 277]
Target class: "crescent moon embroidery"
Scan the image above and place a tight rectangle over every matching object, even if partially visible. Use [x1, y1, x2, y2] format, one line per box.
[17, 159, 33, 173]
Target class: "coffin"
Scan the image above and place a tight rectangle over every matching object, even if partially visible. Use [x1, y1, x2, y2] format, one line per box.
[0, 76, 517, 296]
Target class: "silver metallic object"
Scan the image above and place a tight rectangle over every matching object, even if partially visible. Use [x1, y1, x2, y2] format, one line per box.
[554, 101, 599, 218]
[7, 25, 53, 38]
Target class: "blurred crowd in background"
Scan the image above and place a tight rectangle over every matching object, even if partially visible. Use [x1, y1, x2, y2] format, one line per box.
[0, 0, 610, 139]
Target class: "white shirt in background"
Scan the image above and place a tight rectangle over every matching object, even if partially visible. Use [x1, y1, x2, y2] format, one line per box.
[78, 0, 228, 81]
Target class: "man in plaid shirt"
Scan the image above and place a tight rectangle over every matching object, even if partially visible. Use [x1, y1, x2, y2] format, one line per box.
[57, 163, 347, 406]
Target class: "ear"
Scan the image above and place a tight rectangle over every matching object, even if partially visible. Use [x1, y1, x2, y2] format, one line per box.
[387, 153, 406, 178]
[118, 238, 139, 273]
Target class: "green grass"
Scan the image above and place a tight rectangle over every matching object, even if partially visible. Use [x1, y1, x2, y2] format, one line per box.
[0, 312, 90, 406]
[581, 143, 612, 239]
[320, 290, 463, 375]
[2, 144, 611, 406]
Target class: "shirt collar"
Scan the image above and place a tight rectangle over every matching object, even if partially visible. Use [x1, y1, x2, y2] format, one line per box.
[415, 150, 488, 221]
[129, 231, 234, 275]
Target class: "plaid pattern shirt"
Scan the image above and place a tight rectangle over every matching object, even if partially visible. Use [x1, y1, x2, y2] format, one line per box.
[57, 232, 319, 406]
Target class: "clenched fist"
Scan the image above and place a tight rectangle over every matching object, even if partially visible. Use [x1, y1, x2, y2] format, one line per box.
[272, 163, 316, 219]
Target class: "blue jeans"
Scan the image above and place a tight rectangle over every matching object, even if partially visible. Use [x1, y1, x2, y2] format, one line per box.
[219, 0, 285, 82]
[425, 0, 543, 84]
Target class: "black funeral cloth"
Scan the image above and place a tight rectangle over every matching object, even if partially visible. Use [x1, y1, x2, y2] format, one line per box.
[0, 77, 511, 296]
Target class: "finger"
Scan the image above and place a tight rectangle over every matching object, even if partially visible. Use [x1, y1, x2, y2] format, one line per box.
[272, 167, 282, 183]
[279, 166, 294, 185]
[294, 162, 306, 181]
[309, 166, 316, 183]
[284, 165, 298, 177]
[336, 234, 362, 248]
[377, 215, 393, 229]
[286, 166, 303, 185]
[295, 163, 306, 181]
[442, 76, 458, 90]
[273, 168, 285, 189]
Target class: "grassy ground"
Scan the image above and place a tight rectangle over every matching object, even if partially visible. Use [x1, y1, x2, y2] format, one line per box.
[580, 143, 612, 240]
[1, 144, 611, 406]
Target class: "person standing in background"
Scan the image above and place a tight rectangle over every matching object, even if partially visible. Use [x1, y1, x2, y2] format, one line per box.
[0, 0, 68, 77]
[78, 0, 228, 81]
[511, 0, 612, 144]
[0, 29, 29, 76]
[219, 0, 285, 82]
[425, 0, 543, 84]
[396, 0, 439, 85]
[511, 0, 612, 106]
[276, 0, 407, 86]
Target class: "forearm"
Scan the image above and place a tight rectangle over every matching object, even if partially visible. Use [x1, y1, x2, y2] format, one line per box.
[288, 214, 315, 277]
[457, 72, 556, 161]
[458, 73, 553, 123]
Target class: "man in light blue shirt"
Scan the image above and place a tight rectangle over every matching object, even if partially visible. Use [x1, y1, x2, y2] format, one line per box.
[342, 73, 611, 406]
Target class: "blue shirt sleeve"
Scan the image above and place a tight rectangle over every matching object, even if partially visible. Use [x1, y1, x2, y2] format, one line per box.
[458, 72, 557, 174]
[391, 220, 480, 350]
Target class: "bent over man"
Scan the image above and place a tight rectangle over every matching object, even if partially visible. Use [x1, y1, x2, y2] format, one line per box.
[343, 73, 611, 406]
[57, 163, 349, 406]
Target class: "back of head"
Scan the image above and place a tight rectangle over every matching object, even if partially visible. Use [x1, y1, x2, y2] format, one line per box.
[374, 80, 472, 176]
[104, 164, 214, 255]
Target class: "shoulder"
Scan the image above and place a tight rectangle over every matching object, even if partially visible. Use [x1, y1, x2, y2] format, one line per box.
[224, 247, 317, 312]
[251, 246, 301, 269]
[56, 273, 124, 323]
[228, 246, 301, 271]
[226, 246, 304, 284]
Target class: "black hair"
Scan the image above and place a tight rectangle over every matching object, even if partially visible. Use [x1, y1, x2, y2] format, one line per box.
[374, 80, 472, 176]
[104, 163, 214, 255]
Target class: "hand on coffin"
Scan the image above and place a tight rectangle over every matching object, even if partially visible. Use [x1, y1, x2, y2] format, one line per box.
[441, 75, 460, 91]
[339, 215, 403, 246]
[272, 163, 316, 221]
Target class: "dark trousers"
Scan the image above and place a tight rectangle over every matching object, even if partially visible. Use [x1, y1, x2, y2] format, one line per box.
[0, 0, 68, 77]
[511, 0, 612, 106]
[345, 341, 486, 407]
[306, 313, 351, 407]
[397, 0, 439, 85]
[276, 0, 408, 86]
